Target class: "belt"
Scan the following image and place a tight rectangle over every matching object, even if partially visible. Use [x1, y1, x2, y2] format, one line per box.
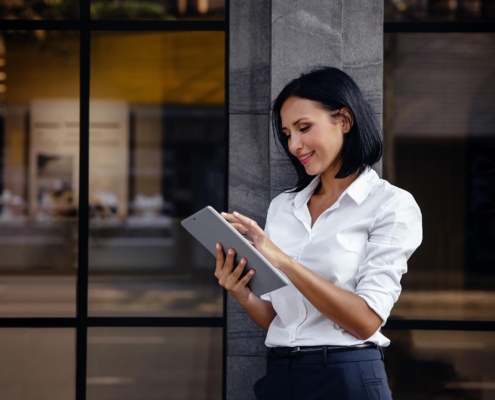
[268, 342, 378, 359]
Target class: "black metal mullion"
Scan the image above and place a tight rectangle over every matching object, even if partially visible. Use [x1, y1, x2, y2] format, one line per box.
[75, 1, 90, 399]
[0, 20, 81, 30]
[3, 317, 495, 331]
[87, 317, 224, 328]
[0, 317, 223, 328]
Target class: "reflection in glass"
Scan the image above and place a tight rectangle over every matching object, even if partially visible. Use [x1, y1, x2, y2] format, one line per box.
[384, 33, 495, 320]
[383, 330, 494, 400]
[87, 327, 222, 400]
[88, 31, 225, 317]
[0, 0, 79, 20]
[0, 31, 79, 317]
[90, 0, 225, 20]
[0, 329, 75, 399]
[384, 0, 495, 22]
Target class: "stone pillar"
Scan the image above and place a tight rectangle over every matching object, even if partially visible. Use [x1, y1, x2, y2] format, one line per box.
[228, 1, 383, 398]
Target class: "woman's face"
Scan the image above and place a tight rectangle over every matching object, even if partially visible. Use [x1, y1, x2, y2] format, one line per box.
[280, 96, 350, 176]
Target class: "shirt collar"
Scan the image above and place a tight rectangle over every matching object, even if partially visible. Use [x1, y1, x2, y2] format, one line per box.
[293, 167, 379, 209]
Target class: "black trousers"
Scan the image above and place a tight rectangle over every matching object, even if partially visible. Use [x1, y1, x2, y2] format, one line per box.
[254, 347, 393, 400]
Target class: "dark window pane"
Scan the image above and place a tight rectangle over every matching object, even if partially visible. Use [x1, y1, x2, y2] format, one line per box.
[88, 31, 225, 317]
[0, 0, 79, 20]
[0, 329, 75, 399]
[90, 0, 225, 20]
[0, 31, 79, 317]
[383, 330, 495, 400]
[384, 0, 495, 22]
[384, 33, 495, 320]
[87, 327, 222, 400]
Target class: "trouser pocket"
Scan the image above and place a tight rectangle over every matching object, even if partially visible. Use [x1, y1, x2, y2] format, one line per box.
[357, 360, 393, 400]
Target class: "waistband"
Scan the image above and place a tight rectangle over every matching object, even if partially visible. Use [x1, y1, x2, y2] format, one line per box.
[267, 342, 383, 362]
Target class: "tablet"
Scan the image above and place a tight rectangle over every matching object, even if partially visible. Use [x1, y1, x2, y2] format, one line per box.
[181, 206, 289, 297]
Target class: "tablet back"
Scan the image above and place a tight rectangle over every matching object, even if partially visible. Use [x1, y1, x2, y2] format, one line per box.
[181, 206, 289, 297]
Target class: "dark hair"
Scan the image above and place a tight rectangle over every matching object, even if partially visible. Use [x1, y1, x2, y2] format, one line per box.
[272, 66, 383, 192]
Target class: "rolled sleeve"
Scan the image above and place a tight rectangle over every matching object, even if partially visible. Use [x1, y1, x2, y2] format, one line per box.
[355, 191, 423, 326]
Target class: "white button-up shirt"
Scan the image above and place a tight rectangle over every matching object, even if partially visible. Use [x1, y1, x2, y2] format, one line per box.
[262, 167, 422, 347]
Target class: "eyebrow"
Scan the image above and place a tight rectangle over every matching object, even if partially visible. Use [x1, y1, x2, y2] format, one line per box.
[282, 117, 310, 130]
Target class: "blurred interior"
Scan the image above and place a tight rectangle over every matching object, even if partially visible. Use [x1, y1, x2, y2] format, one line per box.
[0, 30, 226, 317]
[384, 0, 495, 22]
[0, 0, 225, 20]
[384, 32, 495, 321]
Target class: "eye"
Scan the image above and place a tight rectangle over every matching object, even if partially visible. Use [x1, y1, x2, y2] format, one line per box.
[285, 134, 291, 140]
[300, 125, 310, 132]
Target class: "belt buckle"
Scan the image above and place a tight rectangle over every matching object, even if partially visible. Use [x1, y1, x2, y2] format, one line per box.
[289, 346, 301, 357]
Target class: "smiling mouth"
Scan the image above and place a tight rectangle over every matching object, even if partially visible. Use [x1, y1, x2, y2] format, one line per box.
[299, 151, 315, 162]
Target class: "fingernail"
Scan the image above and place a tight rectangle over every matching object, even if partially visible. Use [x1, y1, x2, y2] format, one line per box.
[249, 270, 255, 275]
[228, 249, 233, 255]
[233, 211, 239, 216]
[221, 212, 227, 216]
[250, 220, 255, 225]
[240, 258, 246, 264]
[216, 243, 220, 250]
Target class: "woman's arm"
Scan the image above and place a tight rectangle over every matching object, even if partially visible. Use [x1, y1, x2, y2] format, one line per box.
[222, 211, 382, 340]
[279, 258, 382, 340]
[214, 243, 276, 331]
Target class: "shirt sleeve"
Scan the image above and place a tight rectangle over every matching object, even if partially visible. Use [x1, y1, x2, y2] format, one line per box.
[355, 191, 422, 327]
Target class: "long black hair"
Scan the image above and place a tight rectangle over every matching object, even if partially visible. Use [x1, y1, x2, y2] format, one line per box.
[272, 66, 383, 192]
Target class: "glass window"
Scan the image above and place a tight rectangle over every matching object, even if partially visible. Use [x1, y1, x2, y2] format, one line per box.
[0, 0, 79, 20]
[88, 31, 225, 317]
[0, 328, 75, 399]
[0, 31, 79, 317]
[87, 327, 222, 400]
[90, 0, 225, 21]
[383, 330, 495, 399]
[384, 33, 495, 321]
[384, 0, 495, 23]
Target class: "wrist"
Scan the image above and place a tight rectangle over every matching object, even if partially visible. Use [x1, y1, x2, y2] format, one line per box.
[236, 291, 254, 307]
[278, 254, 297, 274]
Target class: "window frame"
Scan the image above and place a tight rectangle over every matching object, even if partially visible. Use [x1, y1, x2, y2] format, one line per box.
[0, 2, 228, 400]
[1, 5, 495, 400]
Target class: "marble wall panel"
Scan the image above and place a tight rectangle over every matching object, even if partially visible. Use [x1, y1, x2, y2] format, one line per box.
[271, 0, 344, 104]
[227, 304, 267, 357]
[227, 356, 266, 400]
[228, 114, 270, 224]
[230, 0, 271, 114]
[343, 0, 383, 116]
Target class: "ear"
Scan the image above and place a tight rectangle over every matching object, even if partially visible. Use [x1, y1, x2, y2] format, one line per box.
[340, 107, 354, 134]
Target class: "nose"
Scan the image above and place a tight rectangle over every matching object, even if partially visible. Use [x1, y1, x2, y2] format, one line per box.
[288, 132, 302, 155]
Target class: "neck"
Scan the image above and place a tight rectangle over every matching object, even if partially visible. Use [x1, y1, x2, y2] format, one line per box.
[316, 165, 361, 198]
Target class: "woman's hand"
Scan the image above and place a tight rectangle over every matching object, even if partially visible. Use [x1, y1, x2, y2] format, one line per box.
[214, 242, 255, 304]
[221, 211, 291, 269]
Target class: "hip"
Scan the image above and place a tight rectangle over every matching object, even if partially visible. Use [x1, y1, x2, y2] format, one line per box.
[255, 345, 393, 400]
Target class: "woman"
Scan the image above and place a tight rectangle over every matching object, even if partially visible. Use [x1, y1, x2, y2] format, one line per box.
[215, 67, 422, 399]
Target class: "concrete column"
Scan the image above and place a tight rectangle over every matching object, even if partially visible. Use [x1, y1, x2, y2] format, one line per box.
[228, 1, 383, 398]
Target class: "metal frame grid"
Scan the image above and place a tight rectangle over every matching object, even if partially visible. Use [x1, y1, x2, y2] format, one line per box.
[1, 5, 495, 400]
[0, 2, 227, 399]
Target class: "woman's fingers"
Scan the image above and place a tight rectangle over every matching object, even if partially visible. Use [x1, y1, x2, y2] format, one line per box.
[218, 247, 236, 284]
[227, 257, 247, 282]
[237, 268, 255, 288]
[221, 211, 265, 239]
[230, 222, 249, 234]
[214, 243, 224, 279]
